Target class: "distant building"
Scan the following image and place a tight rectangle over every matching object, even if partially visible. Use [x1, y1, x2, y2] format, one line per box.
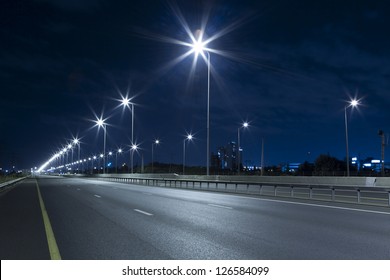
[212, 142, 242, 171]
[281, 162, 301, 173]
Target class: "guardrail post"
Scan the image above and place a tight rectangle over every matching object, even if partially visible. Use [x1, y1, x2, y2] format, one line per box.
[247, 183, 249, 193]
[388, 192, 390, 207]
[225, 182, 227, 190]
[207, 182, 210, 189]
[309, 187, 313, 199]
[291, 186, 294, 197]
[259, 184, 262, 195]
[274, 185, 277, 196]
[357, 189, 361, 204]
[331, 188, 335, 201]
[235, 183, 238, 192]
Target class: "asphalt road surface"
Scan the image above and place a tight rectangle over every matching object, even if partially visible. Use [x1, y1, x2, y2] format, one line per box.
[1, 175, 390, 259]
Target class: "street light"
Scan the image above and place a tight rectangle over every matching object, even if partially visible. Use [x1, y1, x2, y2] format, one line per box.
[120, 97, 136, 174]
[93, 155, 97, 173]
[130, 143, 139, 173]
[237, 122, 249, 175]
[72, 138, 80, 173]
[345, 99, 359, 177]
[151, 139, 160, 173]
[94, 118, 107, 174]
[108, 151, 113, 173]
[190, 31, 211, 176]
[183, 134, 193, 175]
[99, 153, 104, 173]
[66, 144, 72, 167]
[88, 157, 91, 174]
[116, 148, 122, 174]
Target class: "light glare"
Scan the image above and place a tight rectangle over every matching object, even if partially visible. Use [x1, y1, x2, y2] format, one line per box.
[350, 99, 358, 107]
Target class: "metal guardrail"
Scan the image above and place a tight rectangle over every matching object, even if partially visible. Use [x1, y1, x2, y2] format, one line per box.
[0, 177, 27, 192]
[93, 176, 390, 207]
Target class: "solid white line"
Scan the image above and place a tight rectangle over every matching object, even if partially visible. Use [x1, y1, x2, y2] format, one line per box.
[94, 194, 101, 198]
[134, 209, 153, 216]
[208, 203, 233, 210]
[229, 194, 390, 216]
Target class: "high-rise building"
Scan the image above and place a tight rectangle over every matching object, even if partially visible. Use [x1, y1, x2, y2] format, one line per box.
[213, 142, 242, 171]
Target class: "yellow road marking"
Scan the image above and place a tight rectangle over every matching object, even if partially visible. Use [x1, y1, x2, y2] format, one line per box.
[36, 180, 62, 260]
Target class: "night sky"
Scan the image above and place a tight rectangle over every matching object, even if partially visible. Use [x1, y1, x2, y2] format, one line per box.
[1, 0, 390, 171]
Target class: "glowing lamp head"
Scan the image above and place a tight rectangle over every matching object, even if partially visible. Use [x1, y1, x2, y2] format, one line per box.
[155, 139, 160, 145]
[192, 29, 207, 55]
[192, 40, 205, 55]
[96, 118, 105, 127]
[131, 144, 138, 151]
[118, 149, 122, 153]
[350, 99, 359, 107]
[187, 134, 193, 140]
[243, 122, 249, 128]
[121, 97, 130, 107]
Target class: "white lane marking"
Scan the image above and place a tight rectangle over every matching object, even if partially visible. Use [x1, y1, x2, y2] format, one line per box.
[134, 209, 153, 216]
[228, 194, 390, 216]
[208, 203, 233, 210]
[143, 192, 153, 196]
[94, 194, 101, 198]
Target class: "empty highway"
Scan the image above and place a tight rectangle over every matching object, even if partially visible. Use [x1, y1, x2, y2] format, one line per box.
[1, 175, 390, 259]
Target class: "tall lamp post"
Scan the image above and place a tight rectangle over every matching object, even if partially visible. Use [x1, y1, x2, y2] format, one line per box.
[108, 151, 113, 173]
[99, 154, 104, 173]
[95, 118, 107, 174]
[130, 144, 138, 173]
[116, 148, 122, 174]
[93, 155, 97, 173]
[120, 97, 136, 173]
[191, 33, 211, 176]
[378, 130, 386, 176]
[72, 138, 80, 173]
[151, 139, 160, 173]
[345, 99, 359, 177]
[66, 144, 72, 168]
[183, 134, 193, 175]
[237, 122, 249, 175]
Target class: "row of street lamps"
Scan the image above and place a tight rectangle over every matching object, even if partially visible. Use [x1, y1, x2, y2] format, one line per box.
[38, 29, 225, 176]
[38, 96, 360, 176]
[37, 25, 363, 177]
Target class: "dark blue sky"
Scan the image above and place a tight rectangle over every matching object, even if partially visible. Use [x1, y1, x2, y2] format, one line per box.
[1, 0, 390, 170]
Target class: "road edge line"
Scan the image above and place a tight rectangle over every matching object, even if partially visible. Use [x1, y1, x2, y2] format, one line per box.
[36, 180, 62, 260]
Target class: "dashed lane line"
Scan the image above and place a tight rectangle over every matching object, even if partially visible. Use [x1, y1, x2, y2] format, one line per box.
[134, 209, 154, 216]
[208, 203, 233, 210]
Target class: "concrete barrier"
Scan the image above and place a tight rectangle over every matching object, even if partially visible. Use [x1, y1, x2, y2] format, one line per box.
[0, 177, 27, 191]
